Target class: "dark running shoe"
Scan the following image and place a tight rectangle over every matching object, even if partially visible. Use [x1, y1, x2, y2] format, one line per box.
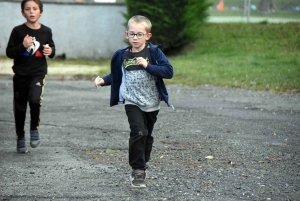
[17, 138, 28, 153]
[30, 130, 40, 148]
[130, 169, 146, 188]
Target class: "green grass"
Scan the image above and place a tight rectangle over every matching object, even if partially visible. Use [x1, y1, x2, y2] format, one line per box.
[209, 9, 300, 18]
[210, 0, 300, 8]
[209, 0, 300, 18]
[167, 22, 300, 94]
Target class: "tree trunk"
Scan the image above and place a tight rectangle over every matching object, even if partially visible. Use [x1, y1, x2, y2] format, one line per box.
[258, 0, 276, 14]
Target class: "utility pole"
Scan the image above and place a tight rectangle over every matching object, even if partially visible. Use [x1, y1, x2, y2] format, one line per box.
[244, 0, 251, 22]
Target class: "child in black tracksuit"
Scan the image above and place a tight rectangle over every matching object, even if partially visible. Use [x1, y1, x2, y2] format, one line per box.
[95, 15, 174, 188]
[6, 0, 55, 153]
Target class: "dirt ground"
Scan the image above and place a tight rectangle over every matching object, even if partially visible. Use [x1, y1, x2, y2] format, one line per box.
[0, 76, 299, 200]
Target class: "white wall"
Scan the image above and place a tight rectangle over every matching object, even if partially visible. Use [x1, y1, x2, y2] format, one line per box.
[0, 2, 127, 59]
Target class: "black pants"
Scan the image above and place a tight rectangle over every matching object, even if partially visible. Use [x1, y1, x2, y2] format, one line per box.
[13, 74, 46, 139]
[125, 104, 159, 170]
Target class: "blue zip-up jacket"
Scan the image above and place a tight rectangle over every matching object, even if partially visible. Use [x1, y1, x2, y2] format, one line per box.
[102, 43, 174, 107]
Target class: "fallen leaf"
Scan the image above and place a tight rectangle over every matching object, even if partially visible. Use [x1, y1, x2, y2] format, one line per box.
[202, 183, 213, 188]
[205, 156, 214, 160]
[106, 149, 120, 154]
[160, 155, 164, 159]
[269, 157, 279, 161]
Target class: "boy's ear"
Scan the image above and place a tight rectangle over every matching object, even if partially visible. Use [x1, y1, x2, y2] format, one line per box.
[124, 31, 129, 39]
[145, 33, 152, 40]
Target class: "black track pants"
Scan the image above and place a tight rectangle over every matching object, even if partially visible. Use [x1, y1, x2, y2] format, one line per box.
[13, 74, 46, 139]
[125, 104, 159, 170]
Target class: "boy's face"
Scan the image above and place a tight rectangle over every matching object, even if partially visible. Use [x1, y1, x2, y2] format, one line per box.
[125, 22, 152, 51]
[22, 1, 42, 23]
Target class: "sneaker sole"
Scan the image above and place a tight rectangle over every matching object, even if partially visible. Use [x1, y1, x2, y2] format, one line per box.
[130, 176, 146, 188]
[17, 148, 29, 153]
[30, 141, 41, 148]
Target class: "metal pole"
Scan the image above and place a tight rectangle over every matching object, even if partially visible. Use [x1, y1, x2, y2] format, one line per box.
[247, 0, 251, 23]
[244, 0, 247, 15]
[249, 0, 251, 21]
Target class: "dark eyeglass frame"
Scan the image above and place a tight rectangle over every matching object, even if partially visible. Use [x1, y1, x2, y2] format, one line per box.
[127, 31, 148, 39]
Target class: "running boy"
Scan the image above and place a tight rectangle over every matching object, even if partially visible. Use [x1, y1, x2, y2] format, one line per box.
[95, 15, 174, 188]
[6, 0, 55, 153]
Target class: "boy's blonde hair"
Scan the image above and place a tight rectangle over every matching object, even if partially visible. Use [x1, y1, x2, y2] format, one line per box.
[127, 15, 152, 33]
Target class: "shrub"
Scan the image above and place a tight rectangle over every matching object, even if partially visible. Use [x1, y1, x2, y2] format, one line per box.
[123, 0, 212, 55]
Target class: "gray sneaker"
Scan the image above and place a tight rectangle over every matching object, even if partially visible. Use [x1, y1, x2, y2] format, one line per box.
[30, 130, 40, 148]
[17, 138, 28, 153]
[130, 169, 146, 188]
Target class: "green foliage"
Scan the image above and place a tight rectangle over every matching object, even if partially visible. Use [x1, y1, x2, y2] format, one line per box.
[123, 0, 212, 55]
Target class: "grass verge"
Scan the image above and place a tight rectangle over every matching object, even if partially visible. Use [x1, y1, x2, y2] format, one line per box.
[168, 22, 300, 94]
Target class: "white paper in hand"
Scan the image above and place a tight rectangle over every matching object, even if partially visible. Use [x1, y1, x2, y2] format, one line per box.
[94, 76, 101, 89]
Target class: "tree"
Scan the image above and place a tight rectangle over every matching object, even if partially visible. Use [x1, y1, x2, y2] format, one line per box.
[258, 0, 276, 14]
[124, 0, 212, 55]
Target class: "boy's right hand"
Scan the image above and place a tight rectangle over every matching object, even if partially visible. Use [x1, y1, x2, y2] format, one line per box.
[94, 76, 104, 88]
[23, 34, 33, 48]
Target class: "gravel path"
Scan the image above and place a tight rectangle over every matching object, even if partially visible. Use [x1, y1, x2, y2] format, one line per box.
[0, 80, 299, 201]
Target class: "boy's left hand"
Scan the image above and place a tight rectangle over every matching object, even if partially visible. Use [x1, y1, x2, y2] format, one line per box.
[136, 57, 147, 68]
[43, 44, 52, 56]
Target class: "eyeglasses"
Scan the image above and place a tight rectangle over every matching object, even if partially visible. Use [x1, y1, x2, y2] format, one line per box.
[127, 32, 147, 39]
